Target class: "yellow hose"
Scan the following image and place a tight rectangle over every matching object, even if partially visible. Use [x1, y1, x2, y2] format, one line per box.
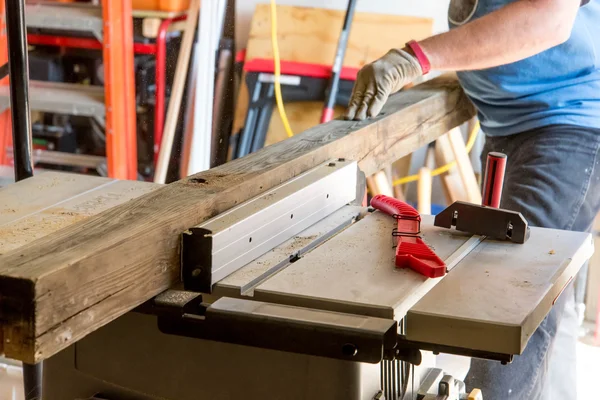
[270, 0, 294, 138]
[392, 121, 480, 187]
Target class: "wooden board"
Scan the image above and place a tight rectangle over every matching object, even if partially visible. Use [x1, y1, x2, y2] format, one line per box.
[254, 213, 471, 320]
[232, 5, 434, 154]
[0, 76, 474, 363]
[435, 132, 468, 203]
[407, 228, 593, 355]
[0, 172, 160, 357]
[447, 127, 481, 204]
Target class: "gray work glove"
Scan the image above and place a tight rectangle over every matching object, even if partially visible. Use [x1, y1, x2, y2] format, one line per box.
[344, 49, 423, 121]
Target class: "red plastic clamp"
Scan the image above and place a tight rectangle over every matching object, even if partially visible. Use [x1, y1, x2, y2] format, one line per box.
[371, 194, 446, 278]
[371, 194, 421, 234]
[396, 236, 446, 278]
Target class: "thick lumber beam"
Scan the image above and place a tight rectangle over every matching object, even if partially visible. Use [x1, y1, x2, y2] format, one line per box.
[0, 76, 475, 363]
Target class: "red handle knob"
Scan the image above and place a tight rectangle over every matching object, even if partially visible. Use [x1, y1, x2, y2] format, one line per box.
[482, 152, 507, 209]
[371, 194, 420, 219]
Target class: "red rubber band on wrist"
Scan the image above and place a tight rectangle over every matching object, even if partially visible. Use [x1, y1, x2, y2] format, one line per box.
[406, 40, 431, 75]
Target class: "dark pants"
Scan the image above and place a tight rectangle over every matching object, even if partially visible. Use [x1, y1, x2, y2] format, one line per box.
[464, 124, 600, 400]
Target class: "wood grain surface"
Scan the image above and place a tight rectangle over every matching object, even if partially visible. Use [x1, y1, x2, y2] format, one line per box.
[0, 172, 159, 358]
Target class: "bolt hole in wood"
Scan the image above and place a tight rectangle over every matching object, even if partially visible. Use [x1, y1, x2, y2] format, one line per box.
[192, 268, 202, 277]
[189, 178, 207, 184]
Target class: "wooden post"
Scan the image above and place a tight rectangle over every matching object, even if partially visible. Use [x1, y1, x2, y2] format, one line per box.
[447, 127, 481, 204]
[418, 167, 432, 215]
[154, 0, 201, 183]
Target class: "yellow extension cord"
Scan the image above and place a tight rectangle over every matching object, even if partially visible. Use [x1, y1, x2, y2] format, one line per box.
[269, 0, 480, 182]
[270, 0, 294, 138]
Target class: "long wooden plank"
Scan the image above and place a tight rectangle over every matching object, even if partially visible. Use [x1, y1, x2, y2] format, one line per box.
[0, 171, 112, 227]
[0, 76, 475, 363]
[447, 127, 482, 204]
[154, 0, 201, 183]
[0, 173, 159, 358]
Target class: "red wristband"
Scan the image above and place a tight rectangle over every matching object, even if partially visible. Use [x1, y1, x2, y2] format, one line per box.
[406, 40, 431, 75]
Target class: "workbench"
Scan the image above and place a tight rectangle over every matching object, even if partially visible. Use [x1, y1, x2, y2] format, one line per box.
[0, 167, 592, 399]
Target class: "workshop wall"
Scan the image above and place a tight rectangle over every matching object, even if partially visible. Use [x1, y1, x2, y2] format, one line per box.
[235, 0, 451, 51]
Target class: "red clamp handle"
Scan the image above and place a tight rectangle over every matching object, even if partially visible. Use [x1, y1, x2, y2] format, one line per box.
[371, 195, 446, 277]
[371, 194, 421, 234]
[482, 152, 507, 209]
[371, 194, 420, 219]
[396, 236, 446, 278]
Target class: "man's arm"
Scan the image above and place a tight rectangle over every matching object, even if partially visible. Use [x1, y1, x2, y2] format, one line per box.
[345, 0, 581, 120]
[420, 0, 581, 71]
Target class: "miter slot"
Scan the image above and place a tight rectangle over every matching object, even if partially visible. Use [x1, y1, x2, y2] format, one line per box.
[181, 159, 359, 293]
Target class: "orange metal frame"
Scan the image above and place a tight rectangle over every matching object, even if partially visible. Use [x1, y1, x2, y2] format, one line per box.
[0, 0, 137, 180]
[103, 0, 137, 180]
[0, 0, 12, 167]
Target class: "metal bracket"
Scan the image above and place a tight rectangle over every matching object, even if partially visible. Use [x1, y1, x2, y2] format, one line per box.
[398, 336, 513, 365]
[434, 201, 530, 244]
[154, 292, 415, 364]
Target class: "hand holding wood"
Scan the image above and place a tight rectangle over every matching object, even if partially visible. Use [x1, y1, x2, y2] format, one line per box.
[344, 49, 422, 121]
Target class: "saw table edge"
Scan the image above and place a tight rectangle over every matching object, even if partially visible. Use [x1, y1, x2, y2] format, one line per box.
[405, 232, 593, 355]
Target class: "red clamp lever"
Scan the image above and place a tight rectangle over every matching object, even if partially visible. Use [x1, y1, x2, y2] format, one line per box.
[371, 195, 446, 278]
[396, 237, 446, 278]
[371, 194, 421, 234]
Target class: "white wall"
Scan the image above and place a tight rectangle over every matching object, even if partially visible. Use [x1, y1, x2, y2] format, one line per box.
[235, 0, 451, 51]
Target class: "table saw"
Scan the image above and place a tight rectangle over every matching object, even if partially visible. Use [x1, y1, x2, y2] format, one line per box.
[0, 159, 592, 400]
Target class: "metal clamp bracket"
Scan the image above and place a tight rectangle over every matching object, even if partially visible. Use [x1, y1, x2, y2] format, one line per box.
[148, 290, 420, 365]
[434, 201, 530, 244]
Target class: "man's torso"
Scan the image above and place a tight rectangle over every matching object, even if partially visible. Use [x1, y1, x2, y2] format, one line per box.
[448, 0, 600, 136]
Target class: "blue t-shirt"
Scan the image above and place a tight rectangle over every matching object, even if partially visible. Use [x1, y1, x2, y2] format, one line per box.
[448, 0, 600, 136]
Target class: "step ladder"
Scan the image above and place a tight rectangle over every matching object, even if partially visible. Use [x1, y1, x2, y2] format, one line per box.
[0, 81, 105, 123]
[25, 2, 103, 41]
[0, 0, 137, 180]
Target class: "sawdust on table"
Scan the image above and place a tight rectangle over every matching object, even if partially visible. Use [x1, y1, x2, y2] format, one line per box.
[224, 234, 320, 284]
[0, 212, 90, 254]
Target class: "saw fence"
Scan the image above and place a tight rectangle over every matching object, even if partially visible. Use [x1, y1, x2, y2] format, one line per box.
[0, 76, 475, 363]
